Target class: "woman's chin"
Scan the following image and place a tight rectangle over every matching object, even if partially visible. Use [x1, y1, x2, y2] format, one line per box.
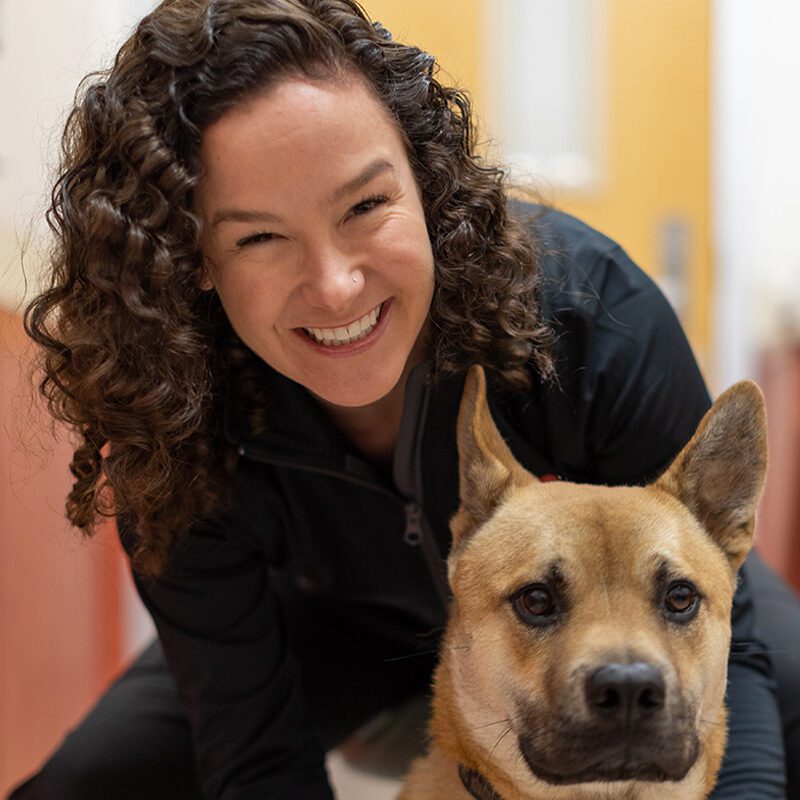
[308, 373, 403, 410]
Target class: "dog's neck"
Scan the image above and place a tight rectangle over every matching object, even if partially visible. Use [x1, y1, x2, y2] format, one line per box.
[458, 764, 505, 800]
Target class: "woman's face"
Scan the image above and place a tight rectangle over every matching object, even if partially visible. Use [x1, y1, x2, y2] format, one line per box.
[196, 75, 435, 409]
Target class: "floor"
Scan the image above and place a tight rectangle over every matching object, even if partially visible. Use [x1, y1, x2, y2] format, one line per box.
[327, 752, 401, 800]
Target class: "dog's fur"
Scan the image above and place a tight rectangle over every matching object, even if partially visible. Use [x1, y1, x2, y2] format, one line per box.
[400, 366, 767, 800]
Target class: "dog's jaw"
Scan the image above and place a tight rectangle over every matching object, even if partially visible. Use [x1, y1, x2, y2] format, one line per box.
[421, 628, 721, 800]
[426, 631, 533, 798]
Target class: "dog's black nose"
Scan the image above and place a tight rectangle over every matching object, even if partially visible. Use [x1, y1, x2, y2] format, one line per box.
[585, 663, 665, 726]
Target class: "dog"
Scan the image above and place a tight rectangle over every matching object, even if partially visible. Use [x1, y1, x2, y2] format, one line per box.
[400, 365, 767, 800]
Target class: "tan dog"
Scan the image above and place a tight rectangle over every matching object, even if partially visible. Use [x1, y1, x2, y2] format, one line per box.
[400, 366, 767, 800]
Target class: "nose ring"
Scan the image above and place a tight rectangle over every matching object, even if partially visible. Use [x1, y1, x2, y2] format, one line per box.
[352, 275, 358, 284]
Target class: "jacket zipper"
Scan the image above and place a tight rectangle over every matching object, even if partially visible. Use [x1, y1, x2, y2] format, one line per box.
[237, 443, 452, 612]
[404, 501, 450, 610]
[403, 503, 423, 545]
[392, 365, 451, 611]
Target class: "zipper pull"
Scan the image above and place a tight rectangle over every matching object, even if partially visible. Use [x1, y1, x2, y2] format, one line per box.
[403, 503, 424, 546]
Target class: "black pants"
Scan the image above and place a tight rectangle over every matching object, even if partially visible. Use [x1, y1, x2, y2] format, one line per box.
[8, 553, 800, 799]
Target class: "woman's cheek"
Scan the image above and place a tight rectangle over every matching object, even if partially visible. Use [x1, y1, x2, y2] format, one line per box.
[375, 216, 433, 268]
[216, 267, 276, 329]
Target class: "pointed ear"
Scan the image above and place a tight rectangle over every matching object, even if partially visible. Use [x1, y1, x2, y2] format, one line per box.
[655, 381, 767, 571]
[450, 365, 535, 552]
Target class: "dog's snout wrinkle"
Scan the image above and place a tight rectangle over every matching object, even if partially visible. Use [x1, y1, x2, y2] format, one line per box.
[585, 662, 666, 726]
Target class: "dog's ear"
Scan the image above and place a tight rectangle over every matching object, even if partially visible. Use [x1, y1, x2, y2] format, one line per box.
[451, 365, 535, 551]
[655, 381, 767, 571]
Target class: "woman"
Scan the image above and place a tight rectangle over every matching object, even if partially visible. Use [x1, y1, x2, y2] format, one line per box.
[13, 0, 791, 798]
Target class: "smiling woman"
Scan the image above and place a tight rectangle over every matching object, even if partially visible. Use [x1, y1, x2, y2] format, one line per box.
[11, 1, 792, 799]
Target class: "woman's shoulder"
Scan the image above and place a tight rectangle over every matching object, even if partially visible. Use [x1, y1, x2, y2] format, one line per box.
[509, 200, 659, 322]
[502, 202, 710, 485]
[510, 200, 619, 257]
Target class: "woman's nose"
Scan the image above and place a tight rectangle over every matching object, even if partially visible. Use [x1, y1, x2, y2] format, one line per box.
[300, 246, 364, 314]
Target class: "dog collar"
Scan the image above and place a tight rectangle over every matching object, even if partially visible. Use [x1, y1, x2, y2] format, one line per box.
[458, 764, 505, 800]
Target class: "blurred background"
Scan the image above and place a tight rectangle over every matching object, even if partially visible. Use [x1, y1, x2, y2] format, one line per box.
[1, 0, 798, 797]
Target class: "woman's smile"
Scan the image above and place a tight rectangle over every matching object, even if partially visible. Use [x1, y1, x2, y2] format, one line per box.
[298, 298, 389, 350]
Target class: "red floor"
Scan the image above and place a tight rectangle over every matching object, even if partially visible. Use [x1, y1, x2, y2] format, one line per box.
[0, 309, 130, 795]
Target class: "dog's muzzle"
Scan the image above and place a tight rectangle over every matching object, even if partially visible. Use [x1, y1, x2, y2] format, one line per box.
[515, 661, 699, 785]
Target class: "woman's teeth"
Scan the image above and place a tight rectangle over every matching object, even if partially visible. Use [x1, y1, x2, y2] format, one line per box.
[304, 303, 382, 346]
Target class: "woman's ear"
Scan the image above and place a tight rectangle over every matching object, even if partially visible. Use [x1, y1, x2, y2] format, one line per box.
[198, 260, 215, 292]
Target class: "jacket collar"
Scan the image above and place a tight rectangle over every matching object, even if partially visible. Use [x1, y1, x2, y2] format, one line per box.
[228, 360, 442, 490]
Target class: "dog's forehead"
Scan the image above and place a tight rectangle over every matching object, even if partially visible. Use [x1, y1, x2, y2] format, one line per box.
[456, 481, 727, 594]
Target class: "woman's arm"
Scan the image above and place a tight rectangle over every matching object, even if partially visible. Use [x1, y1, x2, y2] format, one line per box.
[118, 488, 335, 800]
[713, 572, 786, 798]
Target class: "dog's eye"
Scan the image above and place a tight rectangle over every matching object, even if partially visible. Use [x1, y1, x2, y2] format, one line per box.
[664, 581, 700, 620]
[512, 584, 559, 627]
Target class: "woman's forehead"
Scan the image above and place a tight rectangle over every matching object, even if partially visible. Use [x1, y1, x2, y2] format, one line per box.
[197, 77, 412, 211]
[202, 74, 395, 151]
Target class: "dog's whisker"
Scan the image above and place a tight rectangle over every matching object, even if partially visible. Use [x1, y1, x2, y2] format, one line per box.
[415, 626, 446, 638]
[382, 649, 440, 663]
[468, 716, 513, 732]
[697, 715, 726, 729]
[489, 725, 514, 763]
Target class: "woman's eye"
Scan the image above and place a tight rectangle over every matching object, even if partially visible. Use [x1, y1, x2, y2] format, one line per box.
[350, 194, 388, 217]
[235, 231, 276, 248]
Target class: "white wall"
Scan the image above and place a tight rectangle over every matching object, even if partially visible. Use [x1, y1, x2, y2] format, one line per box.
[0, 0, 156, 310]
[712, 0, 800, 388]
[0, 0, 157, 652]
[481, 0, 607, 191]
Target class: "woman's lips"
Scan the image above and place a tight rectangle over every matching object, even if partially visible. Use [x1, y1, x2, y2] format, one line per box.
[303, 301, 383, 346]
[294, 298, 393, 357]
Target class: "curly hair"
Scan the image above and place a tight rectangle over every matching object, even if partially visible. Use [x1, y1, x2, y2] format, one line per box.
[26, 0, 554, 575]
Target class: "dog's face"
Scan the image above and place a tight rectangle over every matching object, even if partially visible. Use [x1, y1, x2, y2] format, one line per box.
[436, 367, 767, 797]
[450, 484, 733, 786]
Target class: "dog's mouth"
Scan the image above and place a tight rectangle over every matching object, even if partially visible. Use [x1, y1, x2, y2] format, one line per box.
[517, 729, 700, 786]
[514, 692, 700, 787]
[519, 747, 695, 785]
[510, 672, 701, 786]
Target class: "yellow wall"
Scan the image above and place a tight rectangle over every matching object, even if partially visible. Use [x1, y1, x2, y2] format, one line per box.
[361, 0, 710, 360]
[361, 0, 480, 92]
[557, 0, 711, 361]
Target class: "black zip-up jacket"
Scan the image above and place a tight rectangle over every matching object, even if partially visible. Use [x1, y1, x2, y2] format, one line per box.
[122, 208, 785, 799]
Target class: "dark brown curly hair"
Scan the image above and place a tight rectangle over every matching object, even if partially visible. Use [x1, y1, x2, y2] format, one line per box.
[26, 0, 554, 575]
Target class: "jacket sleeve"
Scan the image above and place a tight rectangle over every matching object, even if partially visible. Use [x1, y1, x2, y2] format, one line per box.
[118, 489, 335, 800]
[544, 238, 786, 797]
[712, 572, 787, 798]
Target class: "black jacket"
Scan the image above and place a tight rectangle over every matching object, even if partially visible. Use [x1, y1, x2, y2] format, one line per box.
[122, 208, 784, 799]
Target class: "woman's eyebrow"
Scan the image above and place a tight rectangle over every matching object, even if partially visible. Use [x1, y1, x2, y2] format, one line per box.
[210, 159, 396, 229]
[329, 159, 395, 205]
[210, 207, 282, 228]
